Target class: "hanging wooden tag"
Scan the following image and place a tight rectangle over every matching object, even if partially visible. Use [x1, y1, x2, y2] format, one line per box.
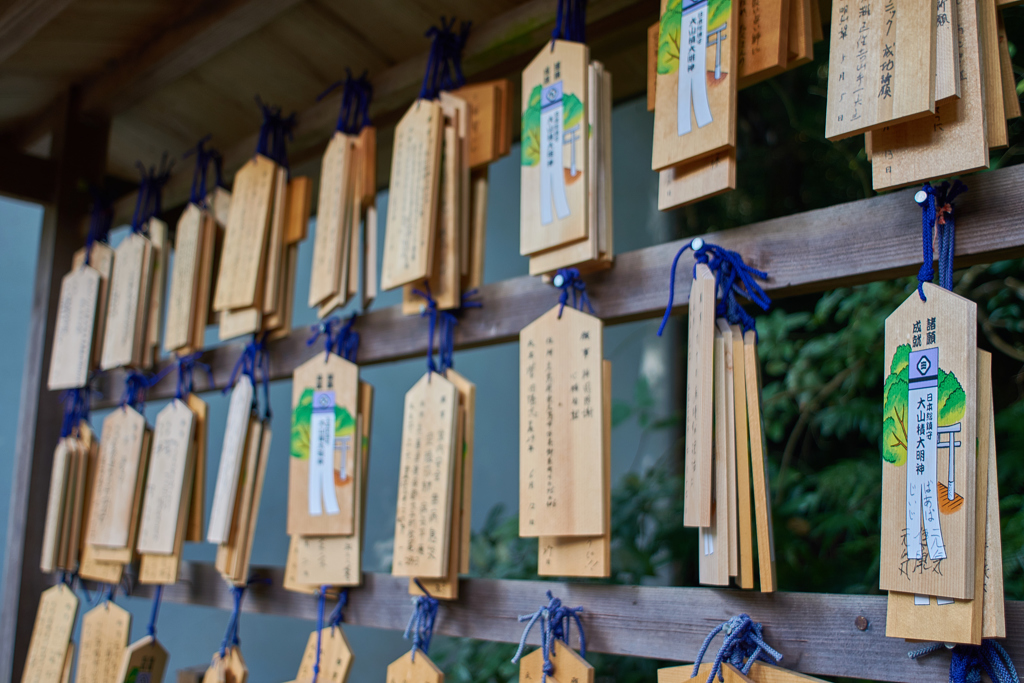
[439, 93, 470, 277]
[659, 149, 736, 212]
[48, 264, 101, 390]
[40, 439, 71, 572]
[92, 424, 151, 565]
[464, 170, 488, 291]
[21, 584, 78, 683]
[652, 0, 739, 171]
[221, 417, 264, 582]
[88, 406, 147, 549]
[979, 0, 1009, 149]
[684, 263, 716, 528]
[393, 372, 459, 578]
[717, 321, 739, 578]
[496, 78, 513, 157]
[72, 243, 114, 368]
[289, 353, 360, 536]
[286, 176, 313, 244]
[661, 662, 755, 683]
[880, 284, 977, 599]
[116, 636, 168, 683]
[55, 438, 77, 569]
[358, 126, 377, 207]
[186, 393, 208, 542]
[786, 0, 813, 66]
[746, 661, 832, 683]
[731, 325, 755, 589]
[133, 234, 156, 367]
[538, 358, 612, 578]
[144, 218, 169, 367]
[101, 233, 151, 370]
[885, 349, 991, 644]
[520, 40, 590, 255]
[737, 0, 791, 87]
[218, 307, 262, 341]
[381, 100, 444, 291]
[213, 155, 276, 311]
[191, 211, 217, 351]
[262, 165, 289, 319]
[138, 399, 196, 554]
[868, 0, 987, 190]
[519, 305, 606, 538]
[165, 204, 204, 353]
[296, 627, 354, 683]
[64, 437, 88, 571]
[446, 371, 475, 575]
[386, 651, 443, 683]
[231, 423, 271, 585]
[362, 205, 379, 309]
[345, 142, 364, 304]
[77, 601, 131, 683]
[215, 416, 257, 578]
[79, 430, 125, 584]
[519, 640, 593, 683]
[997, 11, 1021, 120]
[310, 133, 354, 308]
[208, 375, 255, 544]
[935, 0, 961, 102]
[982, 387, 1006, 637]
[825, 0, 937, 140]
[699, 329, 731, 586]
[453, 81, 499, 168]
[745, 329, 777, 591]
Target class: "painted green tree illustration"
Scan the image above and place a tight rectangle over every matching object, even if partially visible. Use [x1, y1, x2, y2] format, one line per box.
[657, 0, 732, 75]
[521, 85, 585, 167]
[289, 388, 356, 459]
[881, 343, 966, 467]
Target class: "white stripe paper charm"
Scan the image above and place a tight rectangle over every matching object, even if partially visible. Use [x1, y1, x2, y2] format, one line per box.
[539, 81, 571, 225]
[906, 347, 946, 561]
[309, 391, 341, 517]
[677, 0, 713, 136]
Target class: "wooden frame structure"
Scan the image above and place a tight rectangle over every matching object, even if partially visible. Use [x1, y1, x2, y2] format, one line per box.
[1, 2, 1023, 682]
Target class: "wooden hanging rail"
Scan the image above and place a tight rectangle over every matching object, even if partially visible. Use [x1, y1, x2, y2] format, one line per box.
[128, 562, 1024, 683]
[93, 162, 1024, 408]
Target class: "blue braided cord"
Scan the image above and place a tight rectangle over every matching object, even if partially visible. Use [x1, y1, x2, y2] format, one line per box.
[916, 184, 937, 300]
[511, 591, 586, 683]
[413, 285, 441, 374]
[911, 640, 1020, 683]
[84, 188, 113, 265]
[404, 580, 440, 660]
[312, 586, 327, 683]
[327, 588, 349, 628]
[184, 135, 213, 205]
[935, 180, 967, 292]
[121, 364, 174, 414]
[219, 585, 245, 657]
[175, 351, 214, 399]
[308, 318, 339, 361]
[224, 339, 259, 395]
[335, 313, 360, 362]
[691, 614, 782, 683]
[256, 334, 272, 421]
[146, 585, 163, 637]
[60, 387, 91, 438]
[555, 268, 594, 318]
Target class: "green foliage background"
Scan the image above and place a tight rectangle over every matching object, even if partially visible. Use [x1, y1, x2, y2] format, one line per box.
[658, 0, 733, 74]
[433, 9, 1024, 682]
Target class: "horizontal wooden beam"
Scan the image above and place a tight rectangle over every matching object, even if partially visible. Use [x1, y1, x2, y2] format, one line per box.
[0, 0, 76, 65]
[108, 0, 658, 226]
[92, 163, 1024, 408]
[128, 563, 1023, 683]
[0, 145, 54, 204]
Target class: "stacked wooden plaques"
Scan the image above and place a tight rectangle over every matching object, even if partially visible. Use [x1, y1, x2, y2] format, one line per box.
[647, 0, 826, 209]
[283, 350, 374, 592]
[293, 621, 353, 683]
[518, 305, 612, 578]
[407, 369, 475, 599]
[309, 123, 377, 318]
[390, 369, 472, 590]
[520, 42, 614, 276]
[20, 584, 79, 683]
[100, 225, 158, 371]
[881, 279, 1005, 643]
[39, 419, 95, 575]
[206, 372, 273, 586]
[203, 644, 249, 683]
[834, 0, 1020, 189]
[76, 599, 132, 683]
[674, 252, 776, 590]
[519, 640, 593, 683]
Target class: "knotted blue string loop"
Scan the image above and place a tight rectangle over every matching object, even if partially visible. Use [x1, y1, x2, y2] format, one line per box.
[308, 318, 339, 361]
[915, 181, 968, 300]
[312, 586, 328, 683]
[413, 285, 442, 374]
[552, 0, 587, 44]
[334, 313, 360, 363]
[224, 335, 270, 419]
[255, 97, 297, 171]
[131, 156, 173, 234]
[691, 614, 782, 683]
[218, 585, 246, 658]
[658, 238, 770, 337]
[319, 71, 373, 135]
[121, 365, 174, 414]
[420, 18, 471, 99]
[553, 268, 594, 318]
[84, 187, 112, 265]
[327, 588, 349, 629]
[404, 580, 440, 660]
[184, 135, 221, 205]
[510, 591, 586, 683]
[175, 352, 213, 400]
[910, 639, 1020, 683]
[147, 585, 163, 637]
[60, 387, 91, 439]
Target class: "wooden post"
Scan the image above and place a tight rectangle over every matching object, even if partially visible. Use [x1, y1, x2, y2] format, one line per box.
[0, 88, 108, 683]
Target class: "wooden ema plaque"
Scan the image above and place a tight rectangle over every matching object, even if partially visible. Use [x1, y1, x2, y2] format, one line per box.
[660, 662, 755, 683]
[737, 0, 791, 88]
[87, 407, 147, 549]
[519, 640, 593, 683]
[202, 647, 247, 683]
[684, 264, 716, 528]
[213, 154, 276, 311]
[385, 651, 443, 683]
[71, 242, 113, 368]
[381, 100, 444, 291]
[731, 324, 755, 589]
[886, 350, 992, 644]
[824, 0, 937, 140]
[48, 264, 100, 390]
[137, 399, 195, 555]
[295, 628, 353, 683]
[652, 0, 738, 171]
[289, 352, 360, 536]
[21, 584, 78, 683]
[116, 636, 168, 683]
[207, 375, 255, 544]
[520, 40, 590, 256]
[880, 284, 977, 599]
[101, 232, 151, 370]
[867, 0, 988, 189]
[746, 329, 777, 591]
[392, 372, 459, 578]
[658, 150, 737, 211]
[164, 203, 203, 353]
[77, 601, 131, 683]
[310, 132, 354, 307]
[519, 305, 606, 538]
